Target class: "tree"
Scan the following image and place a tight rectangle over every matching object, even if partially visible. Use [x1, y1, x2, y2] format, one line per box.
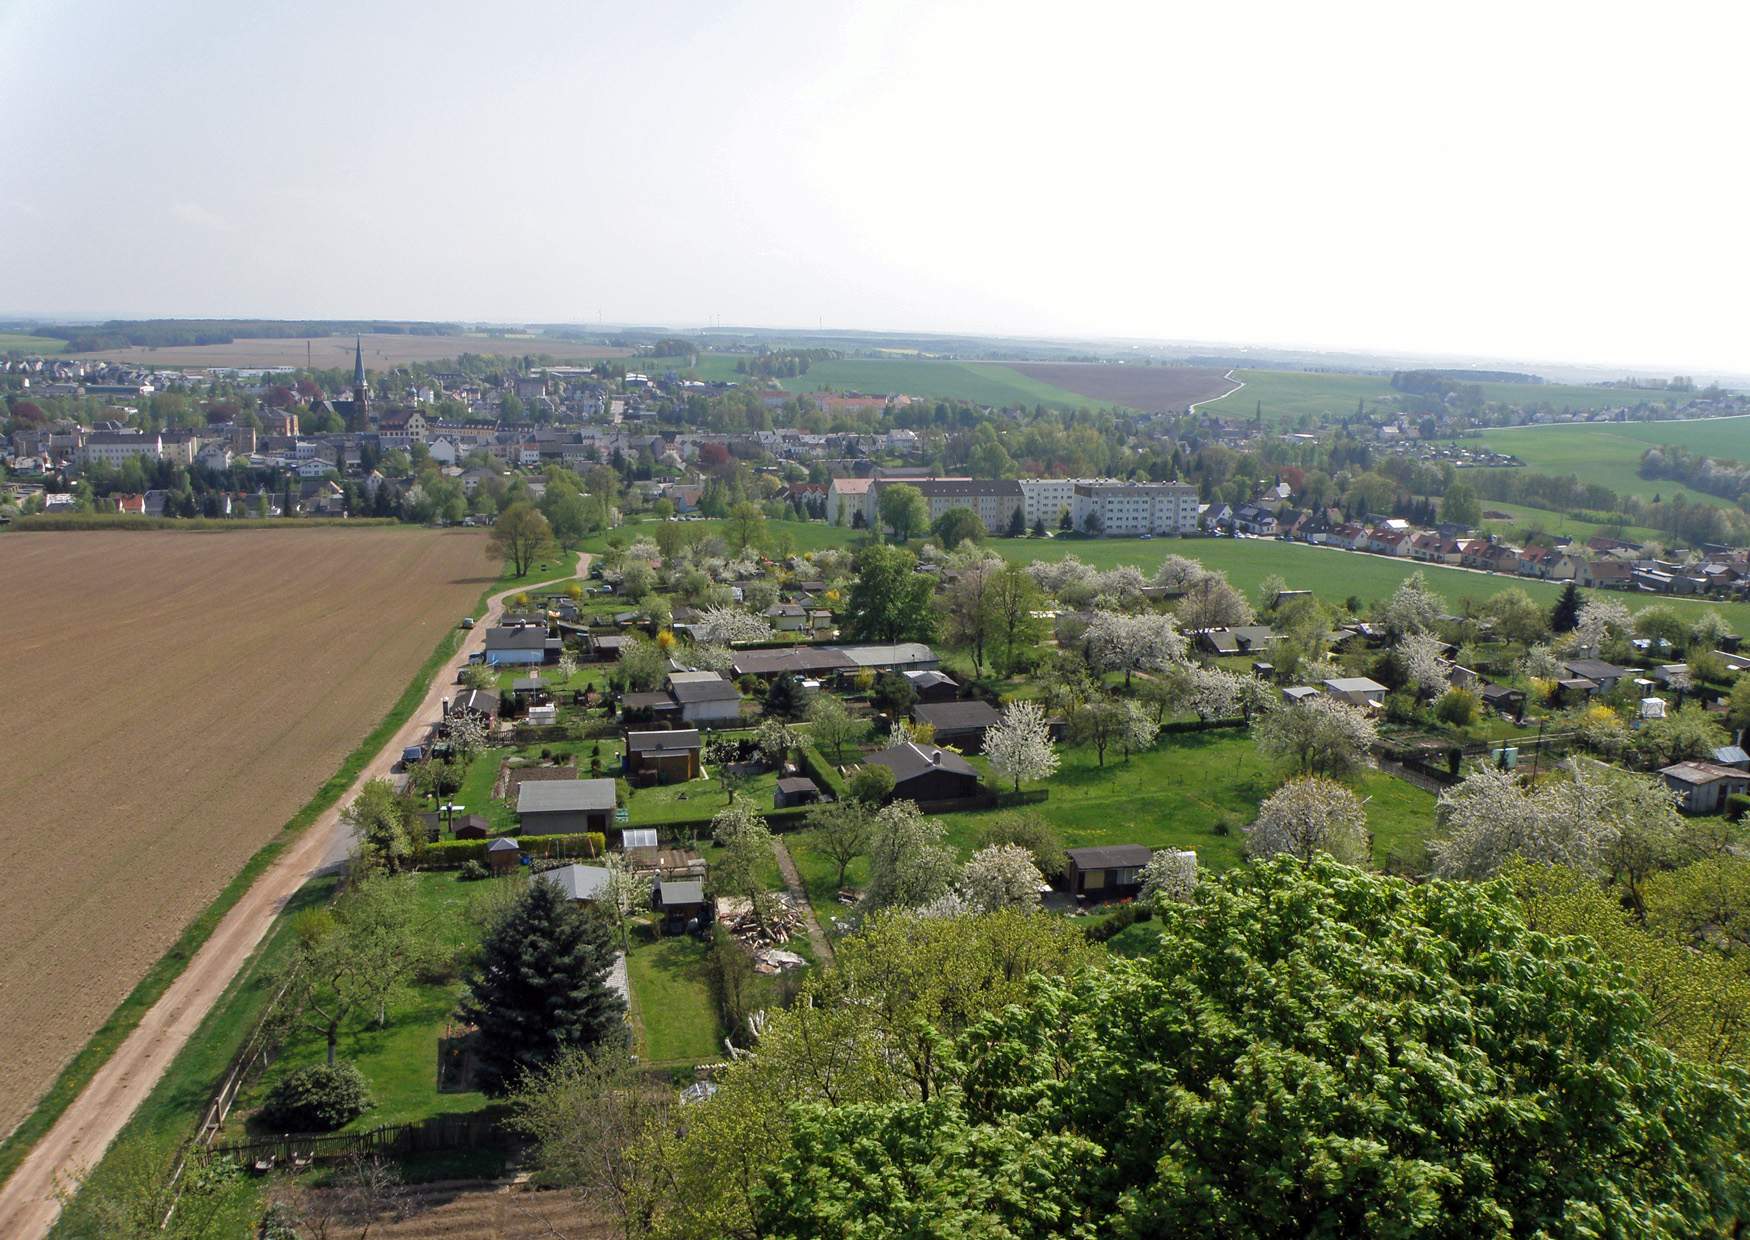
[752, 858, 1750, 1238]
[1434, 686, 1479, 727]
[877, 483, 929, 543]
[460, 661, 497, 691]
[982, 700, 1060, 791]
[1635, 603, 1688, 652]
[53, 1134, 257, 1240]
[973, 811, 1066, 878]
[695, 604, 772, 645]
[807, 799, 873, 889]
[1440, 479, 1481, 527]
[1691, 609, 1733, 654]
[1397, 630, 1449, 698]
[866, 800, 959, 910]
[1175, 571, 1254, 630]
[511, 1043, 672, 1238]
[843, 543, 936, 643]
[870, 669, 918, 720]
[988, 560, 1048, 675]
[930, 506, 986, 551]
[807, 693, 870, 764]
[1139, 848, 1198, 903]
[763, 673, 809, 721]
[457, 875, 625, 1095]
[1083, 610, 1186, 690]
[1483, 586, 1550, 646]
[956, 844, 1043, 912]
[1254, 695, 1378, 779]
[711, 801, 779, 930]
[488, 501, 555, 578]
[705, 736, 750, 803]
[343, 779, 413, 873]
[725, 501, 767, 553]
[597, 852, 651, 952]
[1575, 596, 1632, 655]
[1727, 675, 1750, 737]
[611, 634, 668, 693]
[1635, 702, 1729, 769]
[938, 555, 1000, 675]
[848, 762, 896, 805]
[1550, 580, 1584, 633]
[1378, 570, 1441, 638]
[1244, 775, 1369, 865]
[1069, 698, 1130, 767]
[1430, 759, 1679, 884]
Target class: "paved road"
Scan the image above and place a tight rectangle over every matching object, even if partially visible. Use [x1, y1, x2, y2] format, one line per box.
[0, 552, 590, 1239]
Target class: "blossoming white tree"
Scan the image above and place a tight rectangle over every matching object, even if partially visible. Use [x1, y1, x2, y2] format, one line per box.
[1140, 849, 1199, 903]
[1398, 631, 1449, 698]
[983, 700, 1061, 792]
[865, 801, 959, 910]
[1254, 695, 1378, 778]
[1574, 598, 1632, 656]
[1084, 611, 1187, 689]
[695, 605, 774, 646]
[956, 844, 1045, 913]
[1244, 776, 1370, 866]
[1379, 571, 1442, 638]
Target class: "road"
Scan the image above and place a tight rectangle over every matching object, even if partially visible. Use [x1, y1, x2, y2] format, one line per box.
[0, 551, 590, 1239]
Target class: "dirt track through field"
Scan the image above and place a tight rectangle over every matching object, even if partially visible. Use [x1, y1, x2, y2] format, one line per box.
[0, 529, 562, 1239]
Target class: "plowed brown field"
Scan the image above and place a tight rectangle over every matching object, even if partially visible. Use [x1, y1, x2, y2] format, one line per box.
[1005, 362, 1238, 411]
[0, 528, 494, 1140]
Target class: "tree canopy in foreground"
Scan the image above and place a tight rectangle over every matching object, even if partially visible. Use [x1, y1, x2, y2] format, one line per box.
[659, 859, 1749, 1238]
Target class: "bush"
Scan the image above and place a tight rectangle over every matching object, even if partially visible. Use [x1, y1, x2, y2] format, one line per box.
[1727, 793, 1750, 821]
[459, 859, 490, 881]
[1084, 902, 1153, 944]
[260, 1062, 370, 1132]
[1434, 687, 1480, 728]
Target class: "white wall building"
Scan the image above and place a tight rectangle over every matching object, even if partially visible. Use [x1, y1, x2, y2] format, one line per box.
[1069, 481, 1199, 536]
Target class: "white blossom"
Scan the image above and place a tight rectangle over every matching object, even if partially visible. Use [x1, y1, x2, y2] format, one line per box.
[1575, 598, 1632, 655]
[983, 700, 1061, 791]
[1398, 630, 1449, 697]
[1140, 849, 1199, 903]
[1254, 694, 1378, 778]
[1244, 776, 1370, 866]
[1084, 611, 1186, 683]
[695, 605, 774, 646]
[956, 844, 1045, 913]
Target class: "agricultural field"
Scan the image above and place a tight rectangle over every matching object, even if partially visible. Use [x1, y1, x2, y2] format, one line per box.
[0, 332, 65, 355]
[1473, 499, 1661, 546]
[1475, 423, 1744, 506]
[1002, 362, 1238, 411]
[1468, 380, 1688, 413]
[0, 527, 494, 1141]
[1193, 368, 1398, 423]
[64, 332, 631, 368]
[634, 353, 1098, 406]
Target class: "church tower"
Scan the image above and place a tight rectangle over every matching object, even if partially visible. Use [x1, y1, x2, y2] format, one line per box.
[347, 336, 369, 432]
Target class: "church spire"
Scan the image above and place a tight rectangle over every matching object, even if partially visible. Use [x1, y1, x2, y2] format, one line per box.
[352, 336, 367, 397]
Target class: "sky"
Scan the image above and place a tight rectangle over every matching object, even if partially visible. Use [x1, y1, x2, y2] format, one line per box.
[3, 0, 1748, 375]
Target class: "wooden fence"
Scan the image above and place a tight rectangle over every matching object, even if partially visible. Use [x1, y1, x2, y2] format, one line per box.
[212, 1115, 507, 1168]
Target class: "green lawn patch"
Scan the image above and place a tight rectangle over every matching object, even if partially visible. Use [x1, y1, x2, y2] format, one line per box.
[625, 930, 723, 1065]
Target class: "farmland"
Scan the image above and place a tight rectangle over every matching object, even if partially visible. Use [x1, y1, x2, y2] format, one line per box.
[0, 332, 65, 355]
[1475, 423, 1746, 506]
[642, 355, 1105, 408]
[1002, 362, 1237, 411]
[0, 527, 494, 1142]
[64, 332, 631, 368]
[1194, 368, 1398, 423]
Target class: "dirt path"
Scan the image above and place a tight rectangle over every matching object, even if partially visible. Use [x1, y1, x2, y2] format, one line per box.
[0, 552, 591, 1240]
[1188, 367, 1245, 413]
[769, 837, 834, 966]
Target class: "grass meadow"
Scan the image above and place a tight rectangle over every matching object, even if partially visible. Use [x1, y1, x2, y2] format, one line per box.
[1192, 369, 1398, 422]
[1475, 424, 1742, 507]
[638, 354, 1105, 408]
[0, 331, 66, 354]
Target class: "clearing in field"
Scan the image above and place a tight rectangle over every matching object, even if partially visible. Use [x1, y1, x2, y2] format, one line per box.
[1003, 362, 1238, 411]
[0, 527, 494, 1142]
[65, 332, 631, 369]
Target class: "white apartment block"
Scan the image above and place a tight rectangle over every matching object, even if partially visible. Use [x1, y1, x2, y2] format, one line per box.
[1018, 478, 1078, 528]
[79, 431, 199, 468]
[1070, 481, 1199, 536]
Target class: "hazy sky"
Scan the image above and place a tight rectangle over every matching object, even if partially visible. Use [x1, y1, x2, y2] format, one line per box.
[3, 0, 1747, 374]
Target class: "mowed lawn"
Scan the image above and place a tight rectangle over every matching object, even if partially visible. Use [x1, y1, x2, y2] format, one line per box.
[1476, 423, 1741, 507]
[786, 731, 1440, 916]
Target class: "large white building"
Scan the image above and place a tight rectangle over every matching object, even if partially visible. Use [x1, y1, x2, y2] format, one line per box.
[1018, 478, 1079, 528]
[1070, 481, 1199, 536]
[79, 430, 200, 468]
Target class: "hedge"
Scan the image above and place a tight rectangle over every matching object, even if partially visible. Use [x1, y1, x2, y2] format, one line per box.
[1159, 717, 1248, 735]
[418, 831, 606, 869]
[6, 514, 400, 532]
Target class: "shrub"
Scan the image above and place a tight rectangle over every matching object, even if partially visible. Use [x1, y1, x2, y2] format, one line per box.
[1434, 687, 1480, 728]
[1727, 793, 1750, 821]
[260, 1062, 370, 1132]
[1085, 901, 1153, 944]
[459, 859, 490, 881]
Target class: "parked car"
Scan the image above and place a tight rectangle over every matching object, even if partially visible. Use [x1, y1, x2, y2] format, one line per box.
[460, 616, 476, 629]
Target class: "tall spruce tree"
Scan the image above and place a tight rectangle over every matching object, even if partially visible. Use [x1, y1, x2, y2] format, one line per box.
[458, 876, 625, 1095]
[1550, 581, 1584, 633]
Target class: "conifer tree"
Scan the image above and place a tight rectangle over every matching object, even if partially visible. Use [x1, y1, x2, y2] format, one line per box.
[458, 876, 625, 1095]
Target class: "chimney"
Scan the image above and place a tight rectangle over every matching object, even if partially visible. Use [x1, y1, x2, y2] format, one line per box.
[931, 749, 941, 765]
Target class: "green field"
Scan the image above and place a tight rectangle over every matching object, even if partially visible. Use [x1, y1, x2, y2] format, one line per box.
[637, 354, 1104, 409]
[0, 332, 64, 354]
[1193, 369, 1397, 423]
[1474, 499, 1661, 545]
[1476, 424, 1743, 507]
[1469, 380, 1687, 412]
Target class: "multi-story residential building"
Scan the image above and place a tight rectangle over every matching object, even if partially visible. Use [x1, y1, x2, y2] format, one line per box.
[898, 478, 1023, 532]
[1069, 481, 1198, 536]
[1018, 478, 1078, 528]
[78, 430, 202, 468]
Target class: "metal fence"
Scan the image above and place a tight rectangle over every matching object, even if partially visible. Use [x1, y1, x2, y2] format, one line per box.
[212, 1115, 506, 1168]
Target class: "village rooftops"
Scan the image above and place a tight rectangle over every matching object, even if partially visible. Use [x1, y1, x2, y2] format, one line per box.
[865, 740, 977, 781]
[485, 626, 547, 651]
[1065, 844, 1153, 869]
[1659, 761, 1749, 785]
[626, 728, 702, 754]
[518, 778, 618, 813]
[669, 676, 740, 704]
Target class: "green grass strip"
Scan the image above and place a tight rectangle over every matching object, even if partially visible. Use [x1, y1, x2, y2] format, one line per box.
[0, 547, 569, 1191]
